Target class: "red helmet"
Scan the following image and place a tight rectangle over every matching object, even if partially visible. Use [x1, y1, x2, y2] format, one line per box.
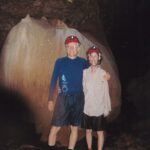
[87, 46, 101, 56]
[65, 35, 80, 45]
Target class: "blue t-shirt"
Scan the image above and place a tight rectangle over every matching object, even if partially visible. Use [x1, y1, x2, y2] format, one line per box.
[48, 56, 89, 100]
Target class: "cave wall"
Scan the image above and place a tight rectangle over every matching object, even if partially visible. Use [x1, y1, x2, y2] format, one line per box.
[0, 15, 121, 145]
[0, 0, 104, 50]
[0, 0, 121, 145]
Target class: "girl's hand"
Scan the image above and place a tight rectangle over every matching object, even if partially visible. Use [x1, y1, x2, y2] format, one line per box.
[104, 112, 110, 117]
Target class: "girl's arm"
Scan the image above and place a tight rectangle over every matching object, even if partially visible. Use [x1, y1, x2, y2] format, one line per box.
[82, 70, 87, 94]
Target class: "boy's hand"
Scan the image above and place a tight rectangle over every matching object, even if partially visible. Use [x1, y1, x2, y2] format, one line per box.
[48, 101, 54, 111]
[104, 72, 111, 80]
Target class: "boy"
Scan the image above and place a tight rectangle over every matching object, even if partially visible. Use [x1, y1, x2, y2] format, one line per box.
[48, 35, 88, 150]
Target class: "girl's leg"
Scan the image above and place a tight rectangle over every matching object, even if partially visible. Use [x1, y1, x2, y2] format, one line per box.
[68, 125, 78, 150]
[86, 129, 92, 150]
[48, 126, 61, 146]
[97, 131, 104, 150]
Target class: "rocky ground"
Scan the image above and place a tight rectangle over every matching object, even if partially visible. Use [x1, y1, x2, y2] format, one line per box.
[0, 118, 149, 150]
[0, 85, 150, 150]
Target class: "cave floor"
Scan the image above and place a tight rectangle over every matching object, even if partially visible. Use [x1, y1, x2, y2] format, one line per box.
[0, 117, 149, 150]
[0, 85, 150, 150]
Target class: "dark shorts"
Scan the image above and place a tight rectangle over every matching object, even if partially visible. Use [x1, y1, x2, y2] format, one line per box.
[81, 113, 106, 131]
[51, 92, 84, 127]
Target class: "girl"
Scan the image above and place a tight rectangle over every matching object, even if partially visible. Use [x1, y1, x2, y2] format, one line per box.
[82, 46, 111, 150]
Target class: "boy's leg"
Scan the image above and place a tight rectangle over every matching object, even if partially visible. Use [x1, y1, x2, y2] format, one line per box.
[48, 126, 61, 147]
[68, 125, 78, 150]
[86, 129, 92, 150]
[97, 131, 104, 150]
[67, 93, 84, 149]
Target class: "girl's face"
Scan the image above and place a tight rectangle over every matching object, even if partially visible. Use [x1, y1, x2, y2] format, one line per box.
[66, 42, 79, 58]
[88, 52, 101, 66]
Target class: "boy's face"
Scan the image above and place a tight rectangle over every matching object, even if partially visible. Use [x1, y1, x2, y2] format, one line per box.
[66, 42, 79, 58]
[88, 52, 101, 66]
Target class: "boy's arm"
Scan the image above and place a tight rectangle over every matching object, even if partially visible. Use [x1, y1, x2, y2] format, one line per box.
[104, 71, 111, 80]
[84, 60, 90, 69]
[48, 59, 60, 111]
